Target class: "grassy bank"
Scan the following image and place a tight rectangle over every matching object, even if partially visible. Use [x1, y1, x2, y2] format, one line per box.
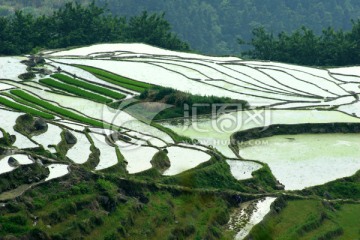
[247, 199, 360, 240]
[39, 78, 113, 104]
[10, 90, 107, 128]
[51, 73, 126, 100]
[139, 86, 249, 120]
[75, 65, 152, 92]
[0, 95, 54, 120]
[0, 167, 235, 240]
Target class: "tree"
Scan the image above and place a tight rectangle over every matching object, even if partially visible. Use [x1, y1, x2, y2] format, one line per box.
[7, 11, 36, 54]
[242, 21, 360, 66]
[126, 11, 189, 51]
[0, 2, 190, 55]
[242, 27, 276, 60]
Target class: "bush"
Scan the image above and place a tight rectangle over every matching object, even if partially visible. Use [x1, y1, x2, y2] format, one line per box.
[139, 86, 249, 119]
[8, 215, 27, 225]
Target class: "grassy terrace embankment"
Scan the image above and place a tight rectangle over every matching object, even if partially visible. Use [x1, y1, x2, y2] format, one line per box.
[39, 78, 113, 104]
[9, 90, 108, 128]
[51, 73, 126, 100]
[232, 122, 360, 144]
[127, 86, 249, 120]
[300, 170, 360, 200]
[247, 198, 360, 240]
[0, 95, 54, 119]
[0, 166, 241, 240]
[75, 65, 152, 92]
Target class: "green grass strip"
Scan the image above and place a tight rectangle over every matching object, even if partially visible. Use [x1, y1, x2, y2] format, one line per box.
[150, 121, 193, 143]
[10, 89, 108, 128]
[39, 78, 113, 104]
[51, 73, 126, 100]
[95, 74, 146, 92]
[75, 65, 152, 92]
[0, 95, 54, 119]
[1, 92, 54, 115]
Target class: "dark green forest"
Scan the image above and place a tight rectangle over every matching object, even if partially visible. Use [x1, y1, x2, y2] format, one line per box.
[244, 22, 360, 66]
[0, 2, 189, 55]
[1, 1, 360, 66]
[1, 0, 360, 55]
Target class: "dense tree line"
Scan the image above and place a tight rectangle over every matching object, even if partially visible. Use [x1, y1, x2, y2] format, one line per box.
[0, 2, 189, 55]
[242, 20, 360, 66]
[2, 1, 360, 66]
[2, 0, 360, 55]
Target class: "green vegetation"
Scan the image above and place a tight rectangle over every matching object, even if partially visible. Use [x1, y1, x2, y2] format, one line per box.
[0, 95, 54, 119]
[151, 121, 193, 144]
[163, 157, 278, 193]
[3, 0, 360, 56]
[39, 78, 112, 103]
[14, 114, 47, 137]
[300, 170, 360, 200]
[247, 199, 360, 240]
[232, 123, 360, 144]
[10, 90, 107, 128]
[99, 146, 128, 175]
[150, 150, 170, 173]
[1, 2, 360, 239]
[0, 2, 189, 55]
[0, 163, 49, 193]
[0, 128, 15, 146]
[139, 86, 249, 120]
[75, 65, 152, 92]
[1, 92, 55, 116]
[242, 22, 360, 66]
[51, 73, 126, 100]
[0, 168, 235, 239]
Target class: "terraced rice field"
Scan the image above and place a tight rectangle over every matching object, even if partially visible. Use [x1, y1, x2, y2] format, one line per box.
[239, 133, 360, 190]
[163, 146, 211, 176]
[1, 43, 360, 240]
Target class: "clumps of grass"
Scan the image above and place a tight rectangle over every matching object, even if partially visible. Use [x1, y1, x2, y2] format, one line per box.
[139, 86, 249, 120]
[0, 163, 49, 193]
[299, 169, 360, 200]
[39, 78, 112, 103]
[150, 150, 170, 173]
[10, 90, 107, 128]
[0, 215, 30, 236]
[51, 73, 126, 100]
[0, 95, 54, 119]
[75, 65, 152, 92]
[2, 92, 54, 116]
[162, 157, 250, 191]
[0, 128, 15, 146]
[99, 147, 128, 175]
[13, 114, 47, 137]
[55, 130, 77, 160]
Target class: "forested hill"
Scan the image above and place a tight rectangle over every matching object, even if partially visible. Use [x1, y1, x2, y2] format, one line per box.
[1, 0, 360, 55]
